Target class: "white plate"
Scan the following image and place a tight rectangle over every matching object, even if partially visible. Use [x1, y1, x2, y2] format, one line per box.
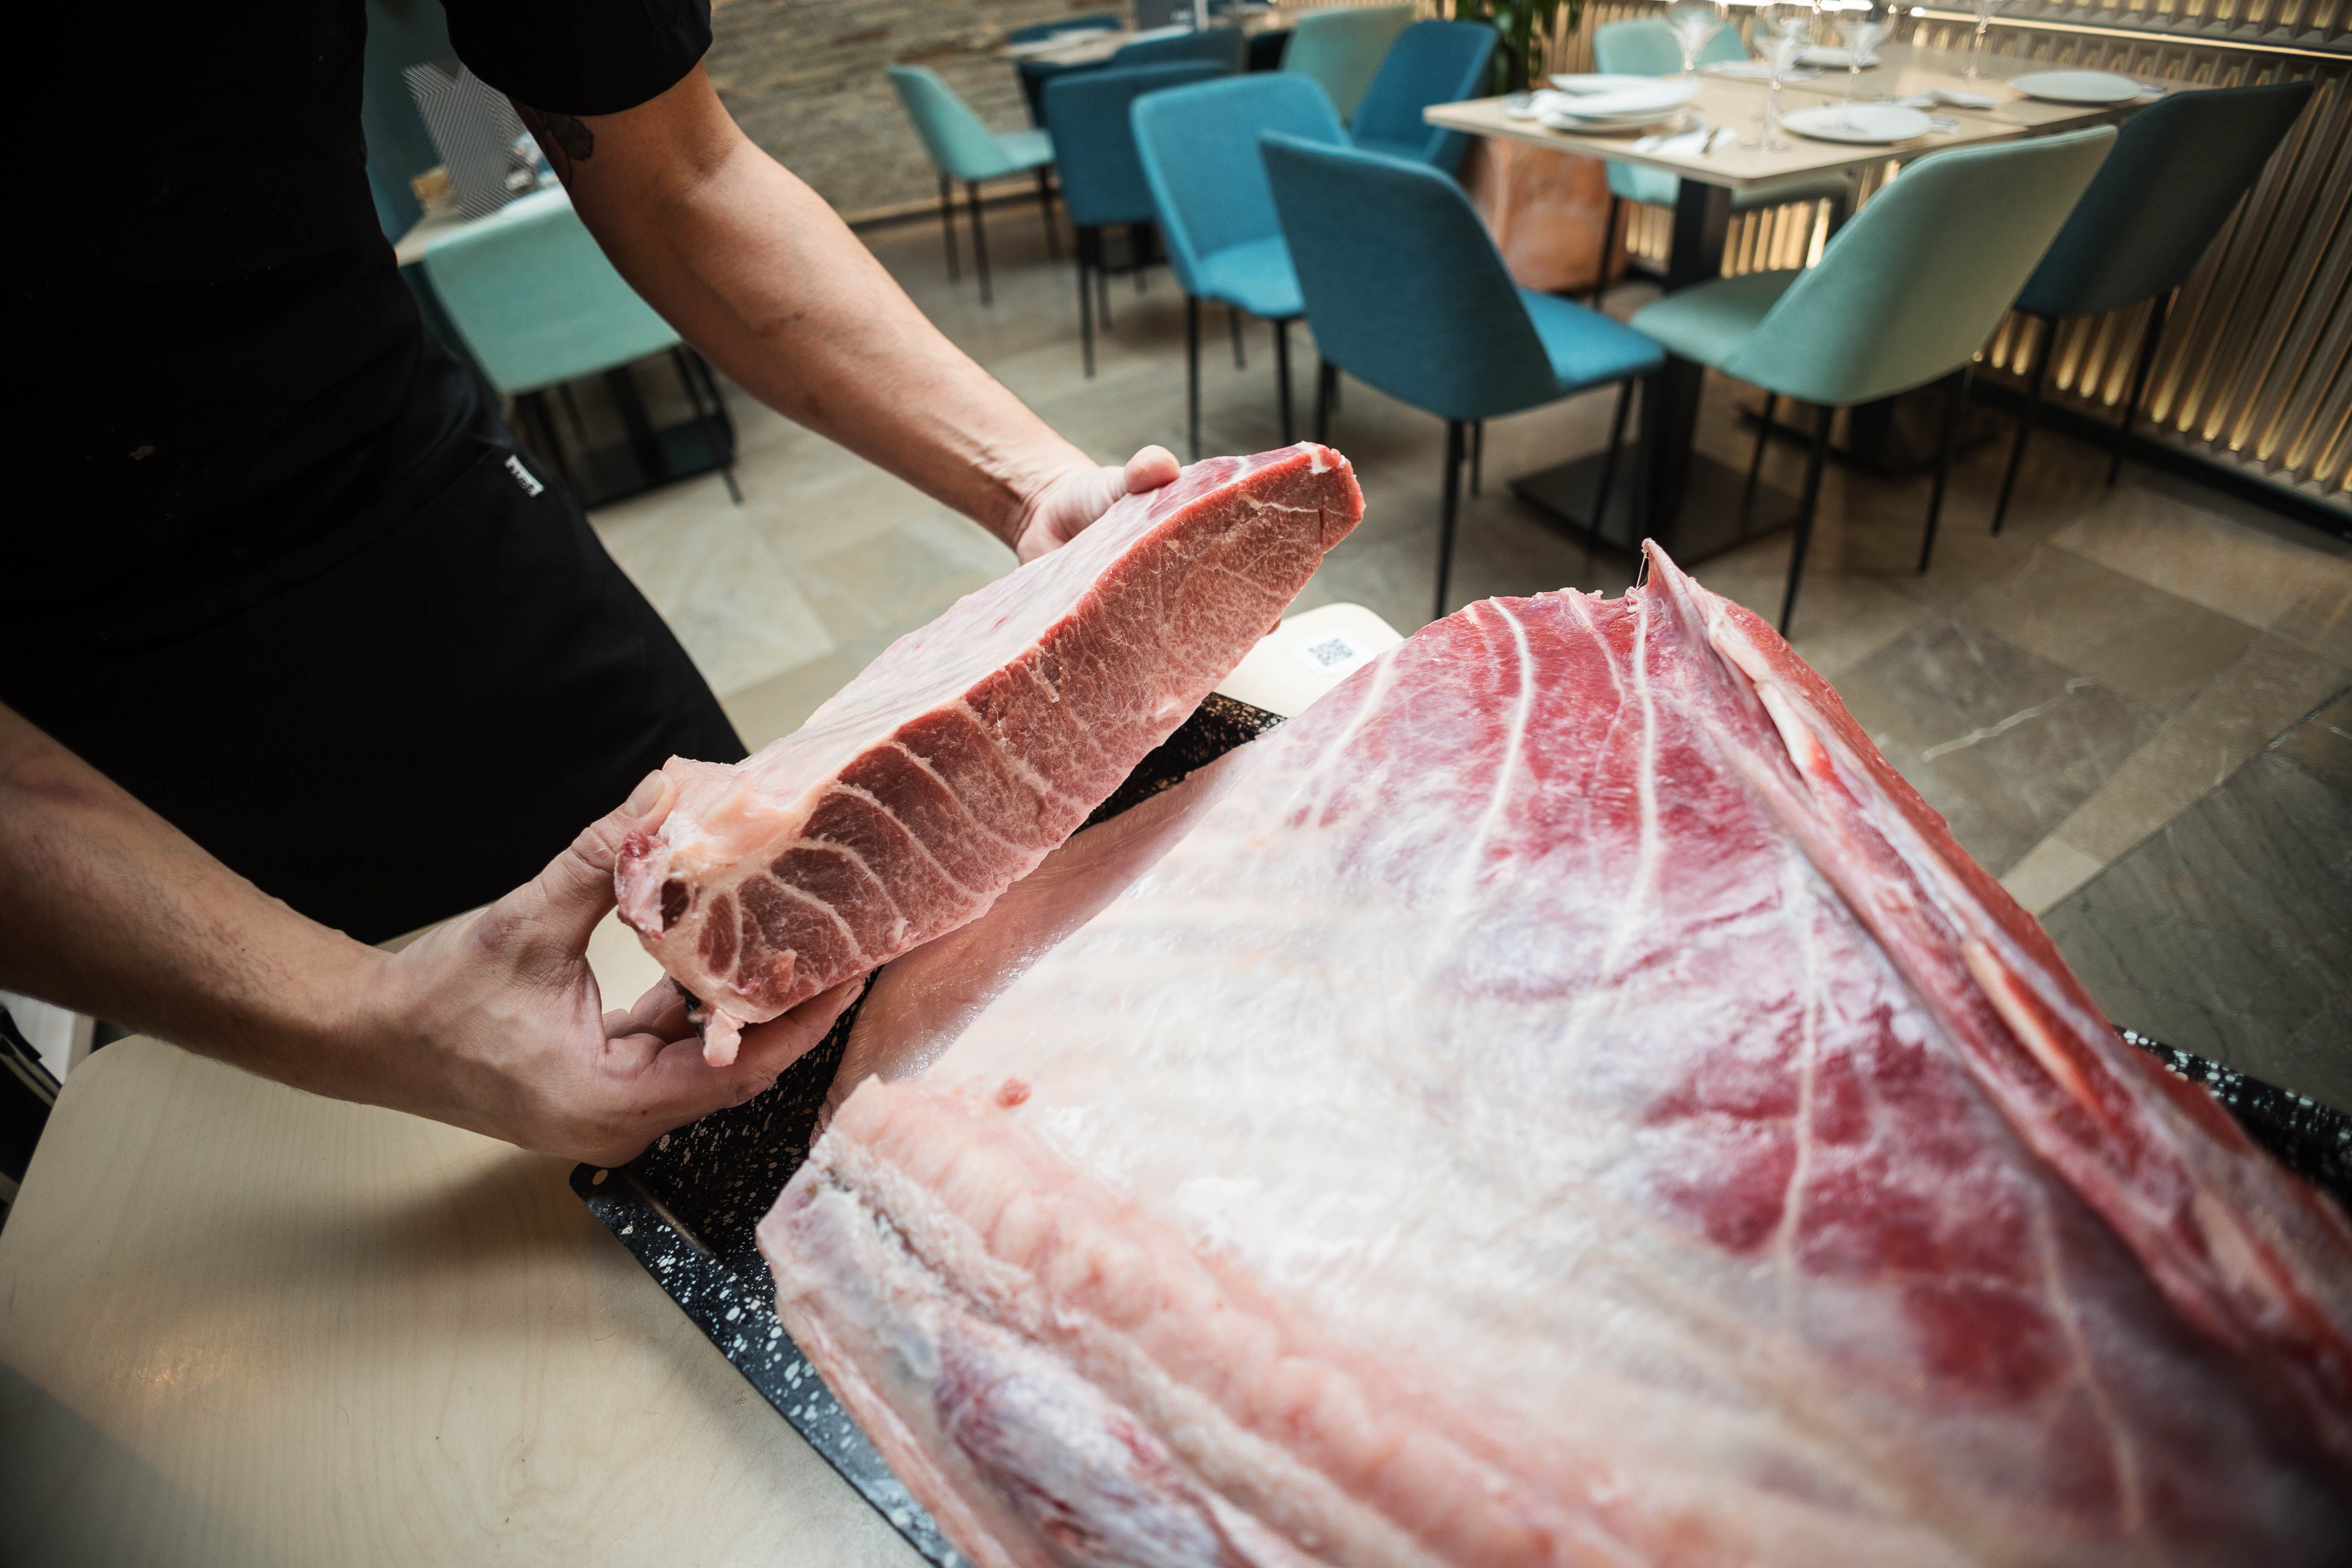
[2008, 69, 2143, 104]
[1535, 79, 1702, 119]
[1548, 73, 1660, 95]
[1780, 104, 1932, 143]
[1798, 46, 1881, 68]
[1538, 105, 1687, 135]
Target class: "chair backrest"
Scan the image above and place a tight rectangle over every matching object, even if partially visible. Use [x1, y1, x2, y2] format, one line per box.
[1112, 26, 1249, 73]
[1281, 4, 1416, 122]
[1724, 128, 2115, 406]
[1046, 62, 1231, 230]
[2017, 80, 2314, 319]
[1009, 13, 1121, 45]
[422, 189, 677, 395]
[1348, 20, 1500, 176]
[1133, 74, 1347, 294]
[1592, 16, 1749, 78]
[1262, 133, 1562, 422]
[886, 64, 1011, 182]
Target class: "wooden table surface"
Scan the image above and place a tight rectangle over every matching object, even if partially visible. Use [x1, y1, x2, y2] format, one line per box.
[1427, 43, 2156, 191]
[0, 920, 922, 1566]
[996, 7, 1294, 66]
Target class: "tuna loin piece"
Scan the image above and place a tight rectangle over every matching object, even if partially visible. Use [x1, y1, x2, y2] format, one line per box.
[763, 548, 2352, 1567]
[616, 444, 1360, 1062]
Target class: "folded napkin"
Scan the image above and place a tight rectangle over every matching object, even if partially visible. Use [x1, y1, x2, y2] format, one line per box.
[1882, 87, 1999, 109]
[1633, 126, 1712, 156]
[1705, 60, 1822, 83]
[1507, 88, 1579, 120]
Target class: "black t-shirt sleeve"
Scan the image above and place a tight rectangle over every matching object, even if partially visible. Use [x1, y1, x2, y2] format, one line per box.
[443, 0, 712, 117]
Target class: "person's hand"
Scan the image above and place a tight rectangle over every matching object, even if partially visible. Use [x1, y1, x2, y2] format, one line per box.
[1008, 445, 1181, 564]
[361, 772, 864, 1166]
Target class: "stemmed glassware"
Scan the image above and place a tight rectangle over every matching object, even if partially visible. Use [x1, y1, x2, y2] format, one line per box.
[1752, 0, 1816, 152]
[1666, 0, 1729, 77]
[1966, 0, 1999, 79]
[1830, 0, 1895, 126]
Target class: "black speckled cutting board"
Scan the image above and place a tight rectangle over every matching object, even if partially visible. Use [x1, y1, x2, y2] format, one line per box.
[573, 696, 2349, 1563]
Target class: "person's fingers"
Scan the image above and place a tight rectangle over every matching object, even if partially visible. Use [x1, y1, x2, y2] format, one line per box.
[507, 769, 677, 957]
[627, 977, 690, 1038]
[1123, 444, 1180, 495]
[631, 973, 868, 1123]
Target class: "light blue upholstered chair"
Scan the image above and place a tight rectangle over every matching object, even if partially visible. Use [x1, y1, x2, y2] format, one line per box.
[1264, 134, 1667, 619]
[1989, 80, 2314, 530]
[1134, 75, 1348, 458]
[1046, 61, 1231, 376]
[887, 64, 1059, 305]
[423, 188, 737, 500]
[1347, 20, 1498, 175]
[1630, 129, 2115, 634]
[1282, 5, 1416, 122]
[1589, 19, 1851, 303]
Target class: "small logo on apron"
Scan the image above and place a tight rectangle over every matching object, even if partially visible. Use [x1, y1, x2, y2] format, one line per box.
[505, 455, 546, 498]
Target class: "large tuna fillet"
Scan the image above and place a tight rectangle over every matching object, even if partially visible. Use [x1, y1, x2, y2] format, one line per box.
[761, 546, 2352, 1566]
[617, 445, 1362, 1062]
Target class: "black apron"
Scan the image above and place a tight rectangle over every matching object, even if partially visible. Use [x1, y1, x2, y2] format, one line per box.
[5, 401, 744, 945]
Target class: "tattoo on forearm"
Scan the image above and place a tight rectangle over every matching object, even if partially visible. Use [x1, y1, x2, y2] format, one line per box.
[516, 103, 595, 185]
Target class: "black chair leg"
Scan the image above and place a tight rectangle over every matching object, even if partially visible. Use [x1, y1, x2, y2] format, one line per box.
[1078, 229, 1096, 379]
[1033, 168, 1060, 260]
[2111, 294, 2169, 487]
[1274, 318, 1295, 446]
[1920, 366, 1969, 575]
[1779, 404, 1834, 637]
[1991, 317, 2051, 536]
[938, 175, 960, 282]
[1437, 419, 1466, 622]
[1230, 306, 1246, 370]
[1592, 195, 1621, 308]
[1186, 295, 1202, 462]
[1315, 360, 1337, 443]
[1589, 379, 1635, 557]
[1098, 248, 1112, 328]
[966, 181, 992, 306]
[1130, 223, 1149, 292]
[1743, 392, 1777, 517]
[1470, 420, 1484, 496]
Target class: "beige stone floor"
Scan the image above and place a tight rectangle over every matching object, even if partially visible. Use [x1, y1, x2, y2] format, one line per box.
[586, 204, 2352, 1087]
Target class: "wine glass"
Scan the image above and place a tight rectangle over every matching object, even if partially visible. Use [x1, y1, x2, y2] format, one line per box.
[1831, 0, 1894, 126]
[1666, 1, 1728, 78]
[1752, 0, 1816, 152]
[1966, 0, 1999, 80]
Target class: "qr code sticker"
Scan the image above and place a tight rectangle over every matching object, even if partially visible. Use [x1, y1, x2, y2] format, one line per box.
[1304, 636, 1357, 669]
[1291, 628, 1368, 678]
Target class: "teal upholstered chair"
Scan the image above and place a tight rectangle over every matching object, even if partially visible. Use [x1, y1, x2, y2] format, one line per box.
[1046, 61, 1232, 376]
[1282, 5, 1416, 122]
[1265, 134, 1667, 619]
[1589, 19, 1851, 303]
[1113, 26, 1249, 72]
[1134, 75, 1348, 459]
[423, 189, 736, 499]
[1630, 128, 2115, 633]
[1990, 80, 2314, 530]
[886, 65, 1059, 305]
[1348, 20, 1498, 175]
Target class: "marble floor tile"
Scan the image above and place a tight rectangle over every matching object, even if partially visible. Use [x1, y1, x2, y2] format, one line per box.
[1834, 618, 2162, 875]
[1948, 544, 2261, 715]
[1999, 835, 2107, 916]
[2052, 476, 2352, 631]
[2269, 686, 2352, 787]
[721, 650, 866, 752]
[2040, 739, 2352, 1109]
[591, 483, 836, 699]
[2049, 636, 2350, 864]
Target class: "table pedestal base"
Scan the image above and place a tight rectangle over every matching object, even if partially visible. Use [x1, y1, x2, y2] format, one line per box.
[1511, 451, 1800, 567]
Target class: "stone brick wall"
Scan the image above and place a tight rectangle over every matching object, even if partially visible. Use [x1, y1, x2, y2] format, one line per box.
[706, 0, 1130, 220]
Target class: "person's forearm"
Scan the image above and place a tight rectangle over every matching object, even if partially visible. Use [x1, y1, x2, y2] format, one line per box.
[0, 702, 398, 1099]
[544, 73, 1090, 549]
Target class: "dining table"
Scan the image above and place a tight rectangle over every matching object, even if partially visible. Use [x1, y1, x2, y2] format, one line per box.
[1426, 41, 2182, 563]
